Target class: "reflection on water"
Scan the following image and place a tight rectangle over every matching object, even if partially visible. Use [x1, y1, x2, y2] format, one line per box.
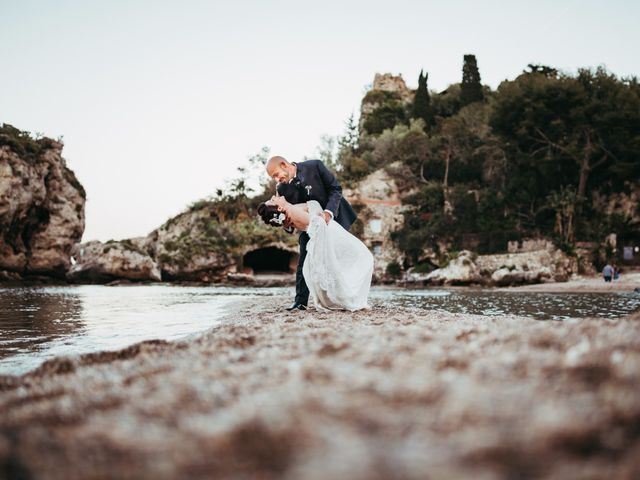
[0, 288, 85, 360]
[372, 288, 640, 321]
[1, 284, 639, 375]
[0, 285, 246, 375]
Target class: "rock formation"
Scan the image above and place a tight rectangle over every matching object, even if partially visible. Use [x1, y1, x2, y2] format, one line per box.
[148, 203, 298, 282]
[69, 202, 299, 283]
[420, 250, 483, 285]
[0, 125, 85, 279]
[359, 73, 414, 129]
[405, 245, 577, 286]
[67, 238, 161, 283]
[145, 205, 236, 282]
[344, 165, 408, 279]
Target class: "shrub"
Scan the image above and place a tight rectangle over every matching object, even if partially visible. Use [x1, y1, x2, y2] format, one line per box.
[386, 261, 402, 277]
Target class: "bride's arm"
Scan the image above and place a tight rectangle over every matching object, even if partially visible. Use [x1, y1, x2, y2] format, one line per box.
[271, 196, 310, 230]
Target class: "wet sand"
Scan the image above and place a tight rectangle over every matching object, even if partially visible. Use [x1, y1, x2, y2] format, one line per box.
[1, 297, 639, 479]
[505, 271, 640, 293]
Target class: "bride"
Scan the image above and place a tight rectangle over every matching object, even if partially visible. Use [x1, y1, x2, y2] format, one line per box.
[258, 196, 374, 311]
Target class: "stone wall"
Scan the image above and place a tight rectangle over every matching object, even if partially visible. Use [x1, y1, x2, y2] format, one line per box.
[372, 73, 414, 102]
[344, 167, 408, 278]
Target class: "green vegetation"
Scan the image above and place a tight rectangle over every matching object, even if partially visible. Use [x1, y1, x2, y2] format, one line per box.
[157, 214, 296, 269]
[102, 239, 147, 256]
[460, 54, 483, 106]
[385, 261, 402, 277]
[0, 123, 53, 163]
[1, 123, 86, 199]
[333, 57, 640, 266]
[411, 262, 436, 274]
[412, 70, 434, 130]
[157, 146, 298, 269]
[362, 101, 407, 136]
[63, 166, 87, 199]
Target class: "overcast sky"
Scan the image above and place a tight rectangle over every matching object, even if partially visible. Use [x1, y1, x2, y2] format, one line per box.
[2, 0, 638, 242]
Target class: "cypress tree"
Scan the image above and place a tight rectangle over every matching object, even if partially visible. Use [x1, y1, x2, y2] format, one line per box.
[460, 54, 483, 106]
[412, 69, 433, 127]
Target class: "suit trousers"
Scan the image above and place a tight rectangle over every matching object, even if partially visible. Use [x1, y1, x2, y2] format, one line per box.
[295, 231, 310, 305]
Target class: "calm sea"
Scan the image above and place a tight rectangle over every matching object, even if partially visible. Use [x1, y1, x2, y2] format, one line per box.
[1, 284, 638, 375]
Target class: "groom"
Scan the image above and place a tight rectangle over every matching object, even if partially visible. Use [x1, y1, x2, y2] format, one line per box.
[266, 156, 357, 311]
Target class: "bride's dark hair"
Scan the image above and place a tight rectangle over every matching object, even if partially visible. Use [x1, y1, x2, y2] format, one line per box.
[257, 202, 286, 227]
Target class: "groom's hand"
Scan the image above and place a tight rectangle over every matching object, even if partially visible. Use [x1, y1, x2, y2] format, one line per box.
[323, 211, 331, 224]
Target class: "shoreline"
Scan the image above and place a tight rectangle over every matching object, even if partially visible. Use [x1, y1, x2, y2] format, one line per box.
[1, 298, 639, 478]
[502, 271, 640, 293]
[2, 270, 639, 294]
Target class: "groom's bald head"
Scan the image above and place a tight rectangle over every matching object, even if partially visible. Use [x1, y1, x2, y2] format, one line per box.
[266, 155, 288, 170]
[266, 156, 295, 184]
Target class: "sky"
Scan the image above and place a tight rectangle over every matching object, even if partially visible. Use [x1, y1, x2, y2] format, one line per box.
[1, 0, 638, 242]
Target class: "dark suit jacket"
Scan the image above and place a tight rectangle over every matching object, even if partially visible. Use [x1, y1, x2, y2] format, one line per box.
[276, 159, 357, 231]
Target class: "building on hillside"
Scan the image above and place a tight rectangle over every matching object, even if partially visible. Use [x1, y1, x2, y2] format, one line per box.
[344, 168, 408, 277]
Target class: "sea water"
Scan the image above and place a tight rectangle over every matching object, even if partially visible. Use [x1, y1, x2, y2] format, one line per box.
[1, 284, 638, 375]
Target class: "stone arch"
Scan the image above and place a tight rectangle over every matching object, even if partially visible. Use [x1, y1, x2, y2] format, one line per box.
[242, 245, 298, 274]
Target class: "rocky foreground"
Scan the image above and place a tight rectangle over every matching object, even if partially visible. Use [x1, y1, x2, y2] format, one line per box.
[1, 300, 639, 479]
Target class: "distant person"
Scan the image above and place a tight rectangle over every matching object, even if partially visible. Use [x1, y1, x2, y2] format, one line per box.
[613, 264, 620, 280]
[602, 263, 614, 282]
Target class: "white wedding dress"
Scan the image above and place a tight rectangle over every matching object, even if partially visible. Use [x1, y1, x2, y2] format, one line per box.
[302, 200, 374, 311]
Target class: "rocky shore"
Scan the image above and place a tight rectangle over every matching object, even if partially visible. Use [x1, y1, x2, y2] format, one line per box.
[1, 298, 639, 479]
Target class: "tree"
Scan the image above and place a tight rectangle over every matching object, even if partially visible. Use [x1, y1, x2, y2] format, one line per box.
[338, 112, 359, 153]
[244, 146, 273, 198]
[429, 111, 479, 219]
[460, 54, 483, 106]
[336, 113, 367, 182]
[412, 70, 434, 128]
[362, 102, 406, 135]
[546, 186, 578, 244]
[490, 66, 640, 240]
[317, 134, 337, 171]
[525, 64, 558, 77]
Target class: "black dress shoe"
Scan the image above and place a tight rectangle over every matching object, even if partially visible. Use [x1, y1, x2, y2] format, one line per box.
[285, 302, 307, 311]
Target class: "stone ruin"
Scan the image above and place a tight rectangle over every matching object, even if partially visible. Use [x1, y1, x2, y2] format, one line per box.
[371, 72, 414, 103]
[344, 166, 408, 278]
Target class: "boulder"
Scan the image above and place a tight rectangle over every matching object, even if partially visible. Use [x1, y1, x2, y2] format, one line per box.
[67, 239, 161, 283]
[0, 127, 85, 278]
[491, 266, 552, 286]
[410, 245, 577, 287]
[425, 250, 482, 285]
[477, 247, 576, 286]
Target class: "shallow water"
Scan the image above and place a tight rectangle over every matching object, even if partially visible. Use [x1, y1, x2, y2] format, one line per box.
[1, 284, 638, 375]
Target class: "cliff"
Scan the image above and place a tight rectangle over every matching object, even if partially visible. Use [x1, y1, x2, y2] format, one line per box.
[68, 201, 299, 283]
[0, 124, 85, 279]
